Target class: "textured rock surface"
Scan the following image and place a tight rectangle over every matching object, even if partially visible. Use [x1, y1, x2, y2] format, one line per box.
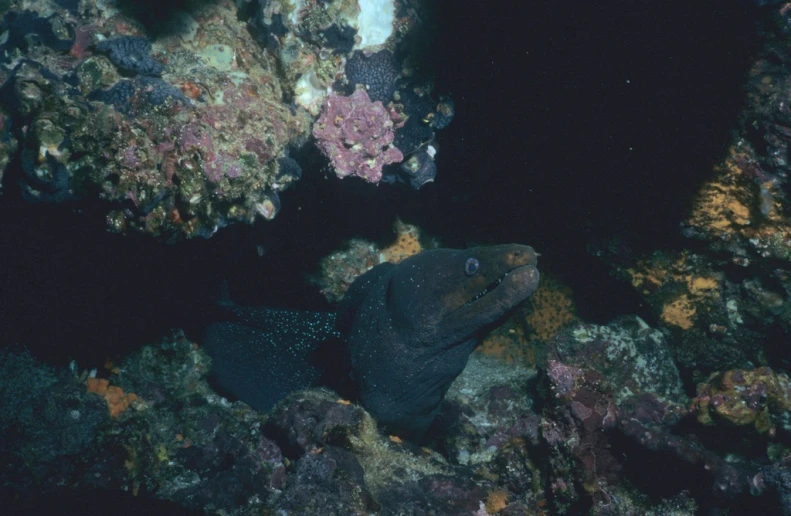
[0, 1, 309, 240]
[0, 336, 541, 515]
[312, 88, 404, 183]
[0, 0, 452, 239]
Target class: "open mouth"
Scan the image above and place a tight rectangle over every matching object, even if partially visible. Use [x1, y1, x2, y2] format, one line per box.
[464, 272, 509, 306]
[462, 263, 539, 307]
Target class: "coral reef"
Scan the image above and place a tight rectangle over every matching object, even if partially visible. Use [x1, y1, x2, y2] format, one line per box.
[0, 111, 17, 195]
[440, 323, 710, 515]
[312, 88, 404, 183]
[0, 347, 108, 476]
[476, 323, 533, 364]
[587, 10, 791, 386]
[524, 276, 578, 344]
[0, 10, 74, 58]
[0, 0, 452, 239]
[9, 2, 791, 515]
[0, 334, 551, 515]
[692, 367, 791, 435]
[95, 36, 164, 76]
[311, 238, 381, 303]
[344, 49, 400, 103]
[549, 10, 791, 512]
[385, 85, 448, 188]
[311, 219, 429, 303]
[5, 302, 788, 514]
[537, 319, 766, 512]
[1, 337, 290, 513]
[553, 317, 687, 406]
[477, 275, 578, 367]
[0, 1, 309, 240]
[594, 243, 770, 380]
[247, 0, 450, 188]
[759, 457, 791, 514]
[379, 218, 423, 262]
[85, 376, 139, 418]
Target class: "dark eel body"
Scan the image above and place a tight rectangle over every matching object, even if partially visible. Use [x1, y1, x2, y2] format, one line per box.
[204, 244, 539, 441]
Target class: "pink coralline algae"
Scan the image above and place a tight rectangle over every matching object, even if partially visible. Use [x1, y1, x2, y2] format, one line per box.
[312, 89, 404, 183]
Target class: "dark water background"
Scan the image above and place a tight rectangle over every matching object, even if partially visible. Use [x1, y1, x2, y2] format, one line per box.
[0, 0, 760, 370]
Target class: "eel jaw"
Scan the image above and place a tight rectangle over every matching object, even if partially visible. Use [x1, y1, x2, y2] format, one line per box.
[463, 264, 540, 307]
[464, 273, 508, 306]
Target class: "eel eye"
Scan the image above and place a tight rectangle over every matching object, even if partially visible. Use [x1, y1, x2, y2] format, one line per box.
[464, 257, 479, 276]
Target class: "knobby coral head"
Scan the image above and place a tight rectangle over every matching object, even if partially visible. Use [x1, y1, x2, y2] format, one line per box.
[313, 88, 404, 183]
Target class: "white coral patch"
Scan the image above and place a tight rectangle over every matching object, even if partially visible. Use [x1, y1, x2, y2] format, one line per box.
[288, 0, 305, 26]
[355, 0, 395, 49]
[295, 71, 331, 116]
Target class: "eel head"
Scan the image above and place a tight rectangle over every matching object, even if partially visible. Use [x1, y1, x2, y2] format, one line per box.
[389, 244, 540, 344]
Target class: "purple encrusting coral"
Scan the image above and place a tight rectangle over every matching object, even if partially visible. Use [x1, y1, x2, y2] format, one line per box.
[312, 88, 404, 183]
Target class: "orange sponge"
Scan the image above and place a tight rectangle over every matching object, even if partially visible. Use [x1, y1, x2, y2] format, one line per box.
[86, 377, 139, 418]
[380, 219, 422, 263]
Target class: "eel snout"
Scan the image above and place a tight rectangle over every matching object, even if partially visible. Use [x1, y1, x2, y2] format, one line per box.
[464, 246, 540, 307]
[504, 245, 539, 269]
[505, 263, 540, 297]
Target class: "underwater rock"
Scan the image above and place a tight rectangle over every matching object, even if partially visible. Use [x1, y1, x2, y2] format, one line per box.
[552, 316, 687, 406]
[0, 348, 108, 477]
[6, 320, 782, 514]
[0, 1, 313, 240]
[0, 335, 286, 514]
[385, 87, 452, 187]
[0, 10, 75, 60]
[540, 359, 620, 511]
[0, 113, 16, 193]
[275, 444, 376, 514]
[313, 88, 404, 183]
[390, 145, 438, 189]
[312, 238, 383, 303]
[247, 0, 450, 188]
[615, 392, 756, 504]
[344, 49, 400, 103]
[265, 390, 366, 458]
[669, 15, 791, 374]
[0, 0, 454, 238]
[311, 219, 427, 303]
[95, 36, 164, 76]
[0, 0, 452, 237]
[692, 367, 791, 435]
[539, 355, 760, 511]
[579, 15, 791, 422]
[436, 353, 540, 466]
[526, 318, 777, 511]
[0, 332, 563, 515]
[759, 457, 791, 515]
[592, 241, 772, 383]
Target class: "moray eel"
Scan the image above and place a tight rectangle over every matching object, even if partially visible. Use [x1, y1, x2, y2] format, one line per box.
[339, 244, 539, 440]
[203, 307, 342, 413]
[203, 244, 539, 441]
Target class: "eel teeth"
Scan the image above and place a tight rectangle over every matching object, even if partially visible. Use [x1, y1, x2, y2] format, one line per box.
[464, 273, 506, 306]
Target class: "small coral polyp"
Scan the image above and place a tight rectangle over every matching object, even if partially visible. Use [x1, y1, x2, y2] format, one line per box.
[313, 88, 404, 183]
